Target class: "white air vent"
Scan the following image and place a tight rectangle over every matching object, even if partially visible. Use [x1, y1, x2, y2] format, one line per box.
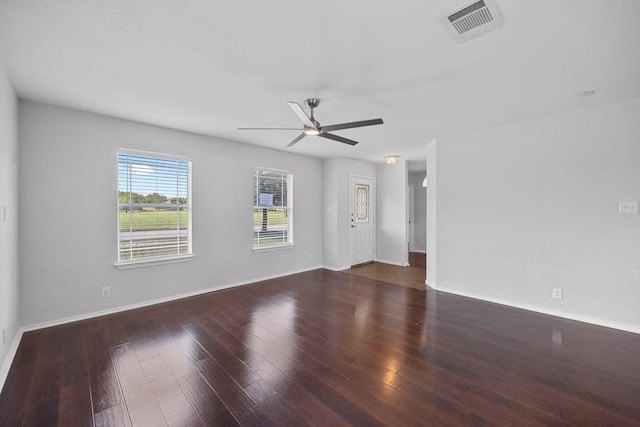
[440, 0, 504, 43]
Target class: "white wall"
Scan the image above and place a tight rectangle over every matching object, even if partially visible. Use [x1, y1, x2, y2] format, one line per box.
[323, 157, 376, 270]
[434, 99, 640, 330]
[408, 172, 427, 252]
[0, 69, 18, 375]
[18, 101, 324, 326]
[376, 160, 408, 266]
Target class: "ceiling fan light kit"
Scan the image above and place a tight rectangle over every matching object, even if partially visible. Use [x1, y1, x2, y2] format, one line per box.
[239, 98, 383, 148]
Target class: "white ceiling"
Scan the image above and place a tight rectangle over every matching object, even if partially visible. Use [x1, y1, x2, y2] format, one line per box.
[1, 1, 639, 164]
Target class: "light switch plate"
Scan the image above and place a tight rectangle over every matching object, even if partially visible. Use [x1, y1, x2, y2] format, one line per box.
[619, 201, 638, 214]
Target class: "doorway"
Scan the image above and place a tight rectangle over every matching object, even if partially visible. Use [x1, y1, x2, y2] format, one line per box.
[349, 175, 375, 266]
[407, 169, 427, 268]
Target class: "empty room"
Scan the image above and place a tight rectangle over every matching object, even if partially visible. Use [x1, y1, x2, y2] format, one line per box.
[1, 0, 639, 425]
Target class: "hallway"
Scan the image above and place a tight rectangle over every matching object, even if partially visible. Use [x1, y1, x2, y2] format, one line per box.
[344, 255, 426, 291]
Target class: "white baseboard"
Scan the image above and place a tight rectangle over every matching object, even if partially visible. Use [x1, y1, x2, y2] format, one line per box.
[323, 265, 352, 272]
[0, 327, 25, 394]
[425, 280, 437, 290]
[437, 286, 640, 335]
[410, 250, 427, 254]
[22, 265, 324, 333]
[374, 258, 410, 267]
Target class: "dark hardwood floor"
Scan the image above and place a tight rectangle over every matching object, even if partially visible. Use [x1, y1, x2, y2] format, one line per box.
[1, 269, 639, 426]
[408, 251, 426, 269]
[345, 261, 426, 291]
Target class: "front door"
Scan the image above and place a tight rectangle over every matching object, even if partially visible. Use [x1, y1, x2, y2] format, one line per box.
[349, 176, 375, 266]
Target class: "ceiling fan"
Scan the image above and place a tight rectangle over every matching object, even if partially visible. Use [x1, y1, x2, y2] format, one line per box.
[238, 98, 383, 147]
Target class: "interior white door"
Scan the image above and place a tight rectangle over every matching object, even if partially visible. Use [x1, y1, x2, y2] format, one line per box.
[349, 176, 375, 266]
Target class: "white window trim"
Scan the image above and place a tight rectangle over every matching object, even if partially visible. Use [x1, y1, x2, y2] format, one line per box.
[116, 149, 193, 267]
[114, 254, 195, 269]
[252, 243, 295, 253]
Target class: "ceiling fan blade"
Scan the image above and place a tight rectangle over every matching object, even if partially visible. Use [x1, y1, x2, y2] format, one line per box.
[321, 118, 384, 132]
[286, 132, 307, 147]
[319, 132, 359, 146]
[287, 101, 315, 128]
[238, 127, 300, 130]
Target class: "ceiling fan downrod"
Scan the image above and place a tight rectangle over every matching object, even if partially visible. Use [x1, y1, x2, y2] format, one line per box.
[305, 98, 320, 126]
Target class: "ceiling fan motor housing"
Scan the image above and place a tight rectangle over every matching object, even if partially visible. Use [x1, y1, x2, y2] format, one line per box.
[305, 98, 320, 109]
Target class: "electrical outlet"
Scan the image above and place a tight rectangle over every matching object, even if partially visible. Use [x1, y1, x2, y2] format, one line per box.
[101, 286, 111, 298]
[551, 288, 563, 300]
[619, 201, 639, 214]
[2, 328, 6, 344]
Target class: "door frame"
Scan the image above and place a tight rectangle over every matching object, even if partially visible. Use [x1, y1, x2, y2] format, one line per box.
[349, 174, 376, 267]
[408, 184, 415, 252]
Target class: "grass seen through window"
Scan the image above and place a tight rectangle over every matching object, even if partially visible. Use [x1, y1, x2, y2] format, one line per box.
[119, 210, 189, 231]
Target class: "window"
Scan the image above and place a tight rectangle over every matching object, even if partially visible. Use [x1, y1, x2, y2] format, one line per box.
[117, 151, 192, 264]
[354, 183, 370, 223]
[253, 168, 293, 249]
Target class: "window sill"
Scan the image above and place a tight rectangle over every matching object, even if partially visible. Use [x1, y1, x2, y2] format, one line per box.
[114, 254, 195, 270]
[252, 243, 295, 253]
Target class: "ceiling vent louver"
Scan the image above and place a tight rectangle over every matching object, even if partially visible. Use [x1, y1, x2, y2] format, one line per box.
[440, 0, 504, 43]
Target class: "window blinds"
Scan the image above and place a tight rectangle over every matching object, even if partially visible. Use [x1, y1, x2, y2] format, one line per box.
[253, 168, 293, 248]
[118, 152, 191, 261]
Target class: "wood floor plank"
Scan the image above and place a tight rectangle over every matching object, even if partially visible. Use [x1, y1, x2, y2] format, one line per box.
[183, 322, 262, 388]
[0, 331, 43, 425]
[55, 323, 94, 426]
[152, 381, 203, 427]
[110, 343, 168, 426]
[21, 327, 67, 426]
[281, 363, 387, 427]
[94, 403, 132, 427]
[192, 356, 275, 426]
[176, 372, 240, 427]
[265, 376, 351, 427]
[282, 354, 432, 426]
[86, 323, 126, 414]
[243, 382, 308, 426]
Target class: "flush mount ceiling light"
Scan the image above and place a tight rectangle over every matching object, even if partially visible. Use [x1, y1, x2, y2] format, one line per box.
[384, 155, 400, 165]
